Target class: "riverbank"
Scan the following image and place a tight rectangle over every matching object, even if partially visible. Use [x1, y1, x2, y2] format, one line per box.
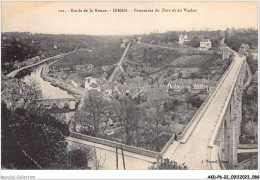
[7, 52, 74, 78]
[41, 64, 85, 97]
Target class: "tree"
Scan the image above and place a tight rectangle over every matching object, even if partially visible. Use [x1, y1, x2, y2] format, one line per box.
[181, 87, 189, 94]
[114, 97, 140, 145]
[18, 78, 42, 110]
[164, 99, 178, 112]
[190, 36, 200, 47]
[225, 28, 231, 38]
[178, 72, 182, 78]
[167, 31, 178, 42]
[75, 91, 109, 136]
[67, 144, 93, 169]
[2, 77, 42, 111]
[185, 92, 203, 109]
[244, 121, 257, 139]
[149, 157, 187, 170]
[243, 87, 257, 123]
[142, 101, 170, 151]
[1, 102, 70, 169]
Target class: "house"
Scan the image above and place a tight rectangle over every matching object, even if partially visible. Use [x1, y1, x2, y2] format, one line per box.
[251, 52, 258, 61]
[137, 37, 142, 43]
[74, 64, 94, 73]
[168, 79, 217, 92]
[69, 101, 76, 110]
[193, 79, 209, 90]
[85, 77, 101, 91]
[192, 79, 217, 91]
[238, 43, 250, 55]
[172, 79, 193, 92]
[167, 82, 173, 89]
[178, 34, 190, 45]
[198, 39, 212, 50]
[49, 66, 72, 72]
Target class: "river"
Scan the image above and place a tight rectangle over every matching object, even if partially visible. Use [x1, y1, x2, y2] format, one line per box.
[22, 65, 74, 99]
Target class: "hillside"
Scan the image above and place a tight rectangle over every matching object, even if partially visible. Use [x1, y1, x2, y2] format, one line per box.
[1, 32, 122, 74]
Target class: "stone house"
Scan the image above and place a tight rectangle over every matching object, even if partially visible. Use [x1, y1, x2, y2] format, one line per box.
[137, 37, 142, 43]
[178, 34, 190, 45]
[238, 43, 250, 55]
[251, 52, 258, 61]
[49, 66, 72, 72]
[85, 77, 101, 91]
[168, 79, 217, 92]
[198, 39, 212, 50]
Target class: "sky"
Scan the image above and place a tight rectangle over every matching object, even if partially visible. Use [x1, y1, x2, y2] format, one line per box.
[2, 1, 258, 35]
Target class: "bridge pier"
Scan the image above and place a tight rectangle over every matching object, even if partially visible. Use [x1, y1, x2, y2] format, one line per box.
[220, 60, 246, 169]
[222, 117, 231, 167]
[229, 60, 246, 169]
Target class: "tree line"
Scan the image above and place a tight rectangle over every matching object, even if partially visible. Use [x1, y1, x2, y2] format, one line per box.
[73, 92, 176, 152]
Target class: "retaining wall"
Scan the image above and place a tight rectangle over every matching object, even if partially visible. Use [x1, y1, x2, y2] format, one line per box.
[70, 132, 160, 158]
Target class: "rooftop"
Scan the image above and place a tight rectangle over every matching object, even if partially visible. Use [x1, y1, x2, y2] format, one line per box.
[200, 39, 211, 43]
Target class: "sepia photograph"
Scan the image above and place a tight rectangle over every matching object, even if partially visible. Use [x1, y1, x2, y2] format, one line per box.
[1, 0, 259, 179]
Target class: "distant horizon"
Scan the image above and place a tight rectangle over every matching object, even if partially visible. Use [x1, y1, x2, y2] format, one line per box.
[2, 26, 258, 37]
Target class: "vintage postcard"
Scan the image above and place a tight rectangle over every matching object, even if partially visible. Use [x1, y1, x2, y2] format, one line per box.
[1, 1, 258, 179]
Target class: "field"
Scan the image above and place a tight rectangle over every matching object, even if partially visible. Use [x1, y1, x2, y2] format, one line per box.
[144, 47, 182, 67]
[173, 54, 213, 67]
[52, 45, 124, 67]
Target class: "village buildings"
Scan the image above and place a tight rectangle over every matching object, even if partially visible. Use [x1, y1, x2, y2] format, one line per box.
[198, 39, 212, 50]
[238, 43, 250, 55]
[167, 79, 217, 92]
[49, 64, 93, 74]
[178, 34, 190, 45]
[251, 49, 258, 61]
[137, 37, 142, 43]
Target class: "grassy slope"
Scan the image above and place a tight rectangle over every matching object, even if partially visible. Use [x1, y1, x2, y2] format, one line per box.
[53, 46, 124, 67]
